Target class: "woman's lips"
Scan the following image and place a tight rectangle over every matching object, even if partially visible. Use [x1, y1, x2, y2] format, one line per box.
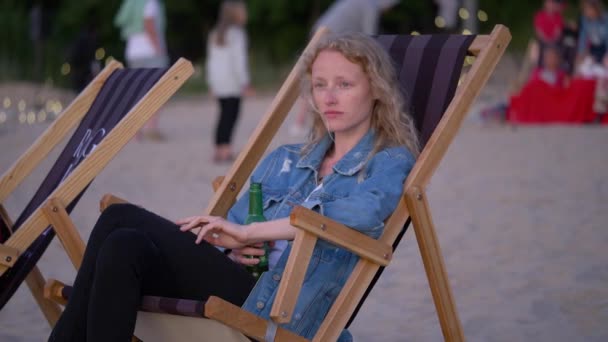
[324, 110, 343, 118]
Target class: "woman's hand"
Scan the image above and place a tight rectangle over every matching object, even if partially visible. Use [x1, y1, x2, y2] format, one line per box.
[176, 215, 249, 249]
[229, 241, 275, 265]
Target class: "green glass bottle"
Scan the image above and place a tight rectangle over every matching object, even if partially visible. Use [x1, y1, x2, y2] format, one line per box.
[244, 182, 269, 280]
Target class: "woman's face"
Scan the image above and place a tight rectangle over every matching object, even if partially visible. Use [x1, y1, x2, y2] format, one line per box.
[311, 49, 375, 139]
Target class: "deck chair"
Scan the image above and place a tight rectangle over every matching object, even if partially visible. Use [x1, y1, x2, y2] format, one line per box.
[0, 58, 193, 327]
[46, 25, 511, 341]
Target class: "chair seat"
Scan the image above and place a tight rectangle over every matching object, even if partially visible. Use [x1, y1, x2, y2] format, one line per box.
[135, 311, 249, 342]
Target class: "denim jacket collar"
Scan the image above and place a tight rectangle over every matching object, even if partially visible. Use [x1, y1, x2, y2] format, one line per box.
[296, 130, 375, 176]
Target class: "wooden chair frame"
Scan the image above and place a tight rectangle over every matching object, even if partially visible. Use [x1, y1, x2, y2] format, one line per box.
[44, 25, 511, 342]
[0, 58, 194, 326]
[197, 25, 510, 342]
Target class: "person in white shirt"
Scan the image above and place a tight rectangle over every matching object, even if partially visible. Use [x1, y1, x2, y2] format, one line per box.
[115, 0, 169, 141]
[206, 0, 254, 163]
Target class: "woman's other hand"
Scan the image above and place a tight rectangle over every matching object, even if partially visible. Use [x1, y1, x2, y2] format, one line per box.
[176, 215, 248, 248]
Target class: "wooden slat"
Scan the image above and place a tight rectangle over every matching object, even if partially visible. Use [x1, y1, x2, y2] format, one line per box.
[205, 296, 309, 342]
[99, 193, 128, 212]
[42, 198, 86, 270]
[0, 58, 193, 277]
[0, 244, 20, 267]
[290, 206, 392, 266]
[405, 25, 511, 189]
[204, 27, 330, 218]
[270, 230, 317, 323]
[0, 61, 123, 204]
[313, 260, 378, 341]
[406, 186, 464, 341]
[43, 278, 68, 306]
[0, 203, 12, 231]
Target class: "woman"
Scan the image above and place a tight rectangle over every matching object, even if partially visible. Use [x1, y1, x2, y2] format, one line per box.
[49, 32, 419, 341]
[206, 0, 253, 163]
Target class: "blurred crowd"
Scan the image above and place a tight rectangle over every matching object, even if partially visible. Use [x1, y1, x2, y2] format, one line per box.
[484, 0, 608, 125]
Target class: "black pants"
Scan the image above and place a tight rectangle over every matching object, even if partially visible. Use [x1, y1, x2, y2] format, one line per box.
[215, 97, 241, 145]
[49, 203, 255, 342]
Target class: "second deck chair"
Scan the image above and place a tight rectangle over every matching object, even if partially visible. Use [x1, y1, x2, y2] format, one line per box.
[0, 58, 193, 326]
[47, 25, 511, 341]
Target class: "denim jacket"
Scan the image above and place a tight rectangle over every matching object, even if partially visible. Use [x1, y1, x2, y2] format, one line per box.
[227, 130, 415, 340]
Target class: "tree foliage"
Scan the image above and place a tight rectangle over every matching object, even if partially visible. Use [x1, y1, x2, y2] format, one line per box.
[1, 1, 581, 84]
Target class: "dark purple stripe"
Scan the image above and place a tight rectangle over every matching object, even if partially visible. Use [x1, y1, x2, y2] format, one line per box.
[400, 35, 432, 115]
[422, 35, 471, 137]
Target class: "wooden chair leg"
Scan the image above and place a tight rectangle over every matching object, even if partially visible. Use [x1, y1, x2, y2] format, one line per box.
[405, 186, 465, 342]
[1, 203, 62, 327]
[26, 267, 63, 326]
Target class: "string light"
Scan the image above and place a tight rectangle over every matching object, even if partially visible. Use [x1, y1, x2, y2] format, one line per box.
[459, 8, 470, 20]
[61, 63, 71, 75]
[478, 10, 488, 22]
[27, 111, 36, 124]
[38, 110, 47, 123]
[435, 16, 446, 28]
[95, 48, 106, 60]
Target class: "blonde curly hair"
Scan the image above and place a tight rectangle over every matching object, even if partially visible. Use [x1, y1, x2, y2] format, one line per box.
[300, 32, 420, 158]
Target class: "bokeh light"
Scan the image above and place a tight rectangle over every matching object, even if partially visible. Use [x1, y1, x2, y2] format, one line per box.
[478, 10, 488, 22]
[459, 8, 470, 20]
[27, 111, 36, 124]
[411, 31, 420, 36]
[95, 48, 106, 60]
[435, 16, 446, 28]
[61, 63, 71, 75]
[38, 110, 47, 123]
[18, 112, 27, 124]
[462, 29, 472, 35]
[105, 56, 115, 66]
[18, 99, 26, 112]
[3, 97, 10, 108]
[465, 56, 476, 66]
[0, 111, 6, 124]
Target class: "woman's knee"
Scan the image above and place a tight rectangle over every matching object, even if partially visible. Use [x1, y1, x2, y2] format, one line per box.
[95, 229, 158, 272]
[99, 203, 142, 221]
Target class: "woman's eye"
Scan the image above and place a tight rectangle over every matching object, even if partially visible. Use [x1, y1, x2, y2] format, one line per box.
[339, 82, 351, 88]
[313, 83, 325, 89]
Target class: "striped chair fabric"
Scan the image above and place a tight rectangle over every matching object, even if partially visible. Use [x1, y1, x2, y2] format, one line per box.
[0, 67, 168, 309]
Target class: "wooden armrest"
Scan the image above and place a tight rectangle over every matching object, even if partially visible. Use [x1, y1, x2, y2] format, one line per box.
[212, 176, 225, 192]
[270, 207, 393, 325]
[44, 278, 68, 305]
[100, 193, 129, 212]
[289, 206, 392, 266]
[205, 296, 308, 342]
[0, 244, 20, 268]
